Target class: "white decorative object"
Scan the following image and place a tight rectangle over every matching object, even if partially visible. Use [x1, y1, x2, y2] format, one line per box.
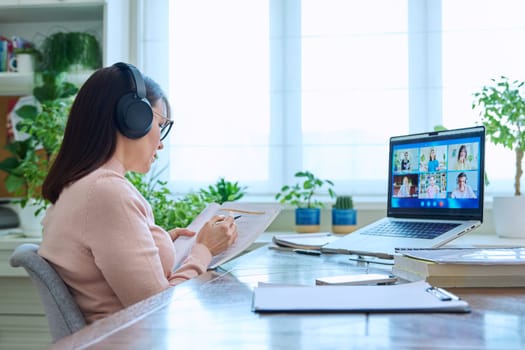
[493, 196, 525, 238]
[15, 53, 34, 73]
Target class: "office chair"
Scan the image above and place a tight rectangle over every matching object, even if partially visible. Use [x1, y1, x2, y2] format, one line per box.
[9, 243, 86, 342]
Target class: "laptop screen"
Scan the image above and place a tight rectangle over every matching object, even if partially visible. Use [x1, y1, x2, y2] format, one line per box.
[387, 126, 485, 221]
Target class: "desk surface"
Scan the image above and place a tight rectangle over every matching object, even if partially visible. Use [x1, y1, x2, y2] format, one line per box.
[52, 244, 525, 350]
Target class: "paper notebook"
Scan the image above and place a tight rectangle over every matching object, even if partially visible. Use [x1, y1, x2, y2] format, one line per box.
[272, 232, 338, 250]
[252, 281, 470, 313]
[173, 202, 282, 270]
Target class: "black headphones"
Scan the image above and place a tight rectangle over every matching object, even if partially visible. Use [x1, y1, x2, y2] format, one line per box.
[114, 62, 153, 139]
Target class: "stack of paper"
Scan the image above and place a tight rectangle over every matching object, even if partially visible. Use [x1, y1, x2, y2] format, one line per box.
[392, 247, 525, 287]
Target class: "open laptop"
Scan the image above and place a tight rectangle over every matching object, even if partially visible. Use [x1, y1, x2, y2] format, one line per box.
[322, 126, 485, 259]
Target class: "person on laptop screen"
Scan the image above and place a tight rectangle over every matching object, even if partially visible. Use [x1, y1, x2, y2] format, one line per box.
[454, 144, 472, 170]
[451, 172, 477, 199]
[427, 148, 440, 172]
[401, 151, 411, 171]
[425, 175, 441, 198]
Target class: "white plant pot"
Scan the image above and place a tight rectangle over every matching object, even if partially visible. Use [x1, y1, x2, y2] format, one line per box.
[493, 196, 525, 238]
[15, 53, 34, 73]
[13, 200, 45, 237]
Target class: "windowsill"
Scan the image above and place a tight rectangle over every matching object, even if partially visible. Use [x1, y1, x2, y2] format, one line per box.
[242, 194, 499, 234]
[240, 195, 498, 210]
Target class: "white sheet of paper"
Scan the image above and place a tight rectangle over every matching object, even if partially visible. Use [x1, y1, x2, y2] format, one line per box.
[173, 202, 282, 269]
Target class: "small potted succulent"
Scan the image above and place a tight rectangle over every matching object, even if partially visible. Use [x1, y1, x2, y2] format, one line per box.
[275, 171, 336, 233]
[332, 195, 357, 234]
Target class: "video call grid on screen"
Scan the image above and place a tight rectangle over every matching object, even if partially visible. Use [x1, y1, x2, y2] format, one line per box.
[389, 134, 483, 212]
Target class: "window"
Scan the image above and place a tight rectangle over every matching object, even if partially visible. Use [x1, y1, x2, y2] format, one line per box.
[167, 0, 523, 197]
[441, 0, 525, 195]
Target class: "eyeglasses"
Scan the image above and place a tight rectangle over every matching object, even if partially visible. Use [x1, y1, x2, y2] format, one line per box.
[153, 111, 174, 141]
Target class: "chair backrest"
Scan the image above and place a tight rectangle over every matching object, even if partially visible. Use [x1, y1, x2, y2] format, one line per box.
[9, 243, 86, 343]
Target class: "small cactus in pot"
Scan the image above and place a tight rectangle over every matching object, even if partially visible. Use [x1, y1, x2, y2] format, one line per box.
[332, 195, 357, 234]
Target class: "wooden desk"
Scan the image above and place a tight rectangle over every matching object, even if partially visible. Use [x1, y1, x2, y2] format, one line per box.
[51, 245, 525, 350]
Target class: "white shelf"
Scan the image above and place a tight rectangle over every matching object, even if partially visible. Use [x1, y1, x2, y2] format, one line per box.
[0, 72, 34, 96]
[0, 71, 95, 96]
[0, 2, 103, 23]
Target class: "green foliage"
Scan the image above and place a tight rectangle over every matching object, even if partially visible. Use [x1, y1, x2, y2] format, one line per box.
[126, 170, 208, 229]
[33, 71, 79, 102]
[473, 76, 525, 195]
[0, 30, 101, 214]
[126, 171, 248, 230]
[333, 195, 353, 210]
[199, 177, 247, 204]
[275, 170, 336, 208]
[40, 32, 102, 73]
[0, 76, 76, 213]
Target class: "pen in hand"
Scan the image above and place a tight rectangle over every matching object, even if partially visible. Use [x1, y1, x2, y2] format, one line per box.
[215, 215, 242, 225]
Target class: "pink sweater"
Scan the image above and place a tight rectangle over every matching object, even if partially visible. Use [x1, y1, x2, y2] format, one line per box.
[39, 158, 212, 324]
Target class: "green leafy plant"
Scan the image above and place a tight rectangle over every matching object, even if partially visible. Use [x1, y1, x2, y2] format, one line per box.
[40, 32, 102, 73]
[275, 171, 336, 208]
[126, 170, 208, 229]
[199, 177, 247, 204]
[472, 76, 525, 196]
[0, 73, 78, 214]
[333, 195, 353, 210]
[0, 30, 102, 216]
[127, 171, 248, 230]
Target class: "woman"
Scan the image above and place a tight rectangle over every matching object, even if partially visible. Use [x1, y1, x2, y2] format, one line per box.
[455, 145, 471, 170]
[397, 176, 411, 197]
[427, 148, 439, 172]
[426, 175, 440, 198]
[39, 63, 238, 324]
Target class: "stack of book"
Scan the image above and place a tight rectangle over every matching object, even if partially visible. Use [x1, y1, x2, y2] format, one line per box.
[392, 247, 525, 287]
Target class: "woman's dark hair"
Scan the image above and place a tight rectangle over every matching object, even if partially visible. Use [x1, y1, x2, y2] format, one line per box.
[457, 145, 468, 160]
[457, 172, 467, 183]
[42, 64, 170, 204]
[429, 148, 436, 160]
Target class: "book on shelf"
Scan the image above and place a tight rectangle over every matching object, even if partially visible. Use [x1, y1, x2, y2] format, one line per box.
[392, 247, 525, 287]
[272, 232, 339, 250]
[173, 202, 282, 270]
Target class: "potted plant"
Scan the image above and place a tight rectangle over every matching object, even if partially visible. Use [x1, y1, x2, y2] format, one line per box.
[39, 31, 102, 74]
[127, 169, 248, 230]
[126, 169, 207, 230]
[472, 76, 525, 237]
[332, 195, 357, 234]
[0, 31, 103, 235]
[275, 171, 336, 233]
[199, 177, 247, 204]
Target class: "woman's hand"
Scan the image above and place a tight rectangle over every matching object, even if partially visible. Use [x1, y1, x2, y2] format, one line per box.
[196, 215, 238, 256]
[168, 228, 196, 241]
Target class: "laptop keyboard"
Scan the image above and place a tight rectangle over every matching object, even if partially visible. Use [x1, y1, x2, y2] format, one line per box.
[361, 221, 461, 239]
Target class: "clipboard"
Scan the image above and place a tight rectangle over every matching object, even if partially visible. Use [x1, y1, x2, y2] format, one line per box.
[252, 281, 470, 313]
